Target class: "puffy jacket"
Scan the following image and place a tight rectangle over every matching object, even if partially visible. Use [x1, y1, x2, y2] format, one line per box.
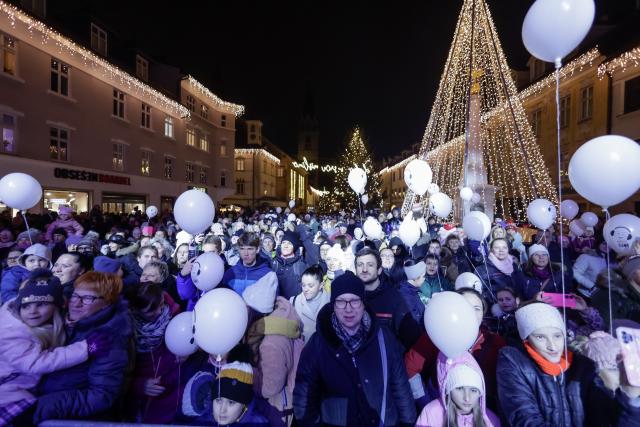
[497, 345, 640, 426]
[416, 352, 500, 427]
[34, 298, 133, 423]
[223, 257, 274, 296]
[419, 273, 452, 302]
[573, 253, 607, 296]
[0, 300, 88, 407]
[293, 304, 416, 426]
[0, 264, 30, 303]
[272, 254, 308, 299]
[176, 272, 201, 311]
[521, 263, 573, 301]
[476, 258, 526, 304]
[290, 290, 330, 344]
[45, 218, 84, 241]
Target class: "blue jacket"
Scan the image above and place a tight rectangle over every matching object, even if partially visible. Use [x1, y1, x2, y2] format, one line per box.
[272, 254, 307, 299]
[397, 281, 425, 324]
[223, 256, 274, 296]
[34, 299, 133, 423]
[293, 305, 416, 427]
[0, 264, 29, 303]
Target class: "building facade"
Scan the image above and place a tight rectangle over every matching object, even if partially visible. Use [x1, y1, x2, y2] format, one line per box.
[0, 1, 242, 215]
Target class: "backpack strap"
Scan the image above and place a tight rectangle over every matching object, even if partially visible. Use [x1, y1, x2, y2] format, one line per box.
[377, 328, 388, 427]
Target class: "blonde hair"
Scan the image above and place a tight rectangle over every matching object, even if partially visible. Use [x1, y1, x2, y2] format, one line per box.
[10, 298, 65, 350]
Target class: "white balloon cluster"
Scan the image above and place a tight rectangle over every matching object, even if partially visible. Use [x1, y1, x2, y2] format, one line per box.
[429, 192, 453, 218]
[527, 198, 556, 230]
[398, 215, 421, 247]
[363, 216, 383, 239]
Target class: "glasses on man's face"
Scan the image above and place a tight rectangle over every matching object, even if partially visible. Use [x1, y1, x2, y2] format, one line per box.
[69, 293, 104, 305]
[334, 298, 362, 310]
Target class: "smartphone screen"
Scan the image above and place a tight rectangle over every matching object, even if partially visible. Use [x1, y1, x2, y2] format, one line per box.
[616, 327, 640, 387]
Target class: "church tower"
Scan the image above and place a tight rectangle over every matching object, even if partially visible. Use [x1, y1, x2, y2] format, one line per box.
[297, 88, 319, 165]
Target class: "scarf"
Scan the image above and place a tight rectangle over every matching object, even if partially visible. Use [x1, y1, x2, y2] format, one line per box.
[305, 290, 325, 314]
[133, 305, 171, 353]
[524, 341, 573, 377]
[331, 311, 371, 354]
[532, 266, 551, 281]
[488, 253, 514, 275]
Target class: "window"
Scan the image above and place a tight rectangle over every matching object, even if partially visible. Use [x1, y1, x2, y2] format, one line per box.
[236, 158, 245, 171]
[113, 89, 125, 118]
[624, 76, 640, 114]
[2, 114, 15, 152]
[200, 104, 208, 120]
[186, 95, 195, 112]
[49, 127, 68, 161]
[141, 151, 150, 176]
[236, 180, 245, 194]
[580, 86, 593, 120]
[277, 166, 284, 177]
[141, 103, 151, 129]
[200, 167, 208, 185]
[135, 55, 148, 81]
[199, 133, 209, 151]
[221, 115, 227, 127]
[164, 117, 173, 138]
[220, 140, 227, 156]
[90, 24, 107, 56]
[531, 108, 542, 137]
[186, 127, 196, 146]
[220, 170, 226, 187]
[560, 95, 571, 128]
[163, 156, 173, 179]
[185, 162, 195, 182]
[50, 58, 69, 96]
[112, 143, 124, 171]
[1, 34, 16, 75]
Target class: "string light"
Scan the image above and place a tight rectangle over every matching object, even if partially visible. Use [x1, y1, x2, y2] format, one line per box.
[597, 46, 640, 78]
[309, 185, 328, 197]
[0, 0, 190, 118]
[235, 148, 280, 164]
[185, 76, 245, 117]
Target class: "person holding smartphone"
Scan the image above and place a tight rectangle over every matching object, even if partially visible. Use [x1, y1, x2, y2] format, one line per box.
[521, 244, 573, 301]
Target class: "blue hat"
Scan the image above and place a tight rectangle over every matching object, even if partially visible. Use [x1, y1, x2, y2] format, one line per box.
[93, 256, 121, 274]
[18, 268, 63, 308]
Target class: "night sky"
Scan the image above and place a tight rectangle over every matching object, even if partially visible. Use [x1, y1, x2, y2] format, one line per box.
[55, 0, 618, 162]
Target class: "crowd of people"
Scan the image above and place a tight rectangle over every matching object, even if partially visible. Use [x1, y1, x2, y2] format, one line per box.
[0, 203, 639, 427]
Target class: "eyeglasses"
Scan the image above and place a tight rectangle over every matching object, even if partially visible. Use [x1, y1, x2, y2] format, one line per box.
[69, 293, 104, 305]
[334, 298, 362, 310]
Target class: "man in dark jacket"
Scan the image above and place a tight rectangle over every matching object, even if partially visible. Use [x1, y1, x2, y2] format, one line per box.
[293, 272, 416, 426]
[121, 245, 158, 290]
[272, 230, 308, 299]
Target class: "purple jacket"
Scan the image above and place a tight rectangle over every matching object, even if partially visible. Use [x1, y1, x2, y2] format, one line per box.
[176, 273, 201, 311]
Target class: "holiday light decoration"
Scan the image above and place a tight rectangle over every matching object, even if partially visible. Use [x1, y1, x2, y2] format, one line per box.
[235, 148, 280, 164]
[185, 76, 244, 117]
[597, 46, 640, 78]
[309, 185, 328, 197]
[402, 0, 556, 221]
[292, 156, 369, 174]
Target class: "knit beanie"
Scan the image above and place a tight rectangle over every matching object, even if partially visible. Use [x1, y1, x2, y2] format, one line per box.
[445, 364, 484, 395]
[242, 274, 277, 314]
[330, 271, 365, 305]
[404, 261, 426, 281]
[17, 268, 63, 308]
[93, 256, 122, 274]
[528, 244, 549, 258]
[19, 243, 52, 268]
[583, 331, 621, 371]
[216, 361, 254, 405]
[58, 206, 73, 215]
[515, 302, 565, 340]
[389, 236, 403, 248]
[282, 230, 301, 251]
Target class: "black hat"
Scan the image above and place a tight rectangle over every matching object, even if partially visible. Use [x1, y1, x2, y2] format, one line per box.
[17, 268, 63, 308]
[281, 230, 301, 251]
[389, 236, 404, 248]
[108, 234, 127, 246]
[330, 271, 365, 305]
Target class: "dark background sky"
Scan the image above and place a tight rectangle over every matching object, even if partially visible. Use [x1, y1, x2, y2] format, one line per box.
[54, 0, 622, 162]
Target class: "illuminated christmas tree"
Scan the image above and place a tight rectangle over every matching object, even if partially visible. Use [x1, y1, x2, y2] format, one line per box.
[332, 126, 383, 212]
[402, 0, 556, 221]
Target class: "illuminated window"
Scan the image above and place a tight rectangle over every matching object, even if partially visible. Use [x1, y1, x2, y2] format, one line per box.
[2, 114, 15, 153]
[163, 156, 173, 179]
[1, 34, 16, 75]
[51, 58, 69, 96]
[531, 108, 542, 137]
[112, 143, 124, 171]
[141, 151, 150, 176]
[199, 133, 209, 151]
[186, 127, 196, 146]
[49, 127, 68, 161]
[236, 158, 245, 171]
[220, 140, 227, 156]
[201, 104, 208, 120]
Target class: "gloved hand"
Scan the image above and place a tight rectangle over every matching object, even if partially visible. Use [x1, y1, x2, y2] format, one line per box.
[85, 330, 112, 358]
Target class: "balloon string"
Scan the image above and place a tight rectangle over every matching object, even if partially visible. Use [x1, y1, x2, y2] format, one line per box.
[604, 209, 613, 335]
[20, 210, 33, 246]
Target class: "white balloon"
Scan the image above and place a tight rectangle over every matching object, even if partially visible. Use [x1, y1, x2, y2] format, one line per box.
[603, 214, 640, 256]
[348, 167, 367, 195]
[417, 217, 428, 234]
[460, 187, 473, 201]
[361, 194, 369, 205]
[522, 0, 595, 64]
[276, 207, 282, 214]
[398, 216, 420, 247]
[145, 205, 158, 218]
[164, 312, 198, 357]
[363, 217, 382, 239]
[580, 212, 598, 228]
[0, 173, 42, 210]
[287, 213, 296, 222]
[404, 159, 433, 196]
[191, 252, 225, 292]
[569, 219, 586, 237]
[568, 135, 640, 208]
[193, 288, 248, 356]
[560, 199, 579, 220]
[429, 192, 453, 218]
[174, 190, 215, 235]
[462, 211, 491, 241]
[527, 198, 556, 230]
[455, 272, 483, 293]
[424, 292, 479, 359]
[427, 183, 440, 195]
[471, 192, 481, 204]
[289, 200, 295, 209]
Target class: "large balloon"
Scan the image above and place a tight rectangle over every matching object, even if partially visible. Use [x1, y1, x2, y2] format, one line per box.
[165, 312, 198, 357]
[454, 272, 483, 293]
[568, 135, 640, 208]
[429, 192, 453, 218]
[560, 199, 579, 220]
[174, 190, 215, 235]
[363, 217, 382, 239]
[348, 167, 367, 194]
[580, 212, 598, 228]
[527, 198, 556, 230]
[522, 0, 595, 64]
[398, 216, 420, 247]
[460, 187, 473, 201]
[603, 214, 640, 256]
[569, 219, 586, 237]
[424, 292, 479, 359]
[191, 252, 225, 292]
[427, 183, 440, 196]
[0, 173, 42, 210]
[193, 288, 248, 356]
[404, 159, 432, 196]
[462, 211, 491, 241]
[146, 205, 158, 218]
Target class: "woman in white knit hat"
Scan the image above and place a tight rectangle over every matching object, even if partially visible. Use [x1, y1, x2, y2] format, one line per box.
[497, 302, 638, 426]
[521, 243, 572, 301]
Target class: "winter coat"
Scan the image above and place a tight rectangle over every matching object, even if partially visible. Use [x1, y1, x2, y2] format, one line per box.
[272, 254, 308, 299]
[34, 298, 133, 423]
[521, 262, 573, 301]
[248, 297, 304, 426]
[121, 254, 143, 290]
[476, 258, 526, 304]
[45, 218, 84, 241]
[497, 345, 640, 427]
[293, 304, 416, 426]
[397, 281, 426, 324]
[416, 352, 500, 427]
[290, 290, 330, 344]
[0, 301, 88, 407]
[419, 273, 453, 302]
[573, 253, 607, 296]
[223, 257, 275, 296]
[0, 264, 29, 303]
[590, 284, 640, 331]
[176, 272, 201, 311]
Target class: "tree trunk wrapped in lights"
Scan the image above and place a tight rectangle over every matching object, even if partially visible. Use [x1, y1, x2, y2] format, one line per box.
[402, 0, 556, 221]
